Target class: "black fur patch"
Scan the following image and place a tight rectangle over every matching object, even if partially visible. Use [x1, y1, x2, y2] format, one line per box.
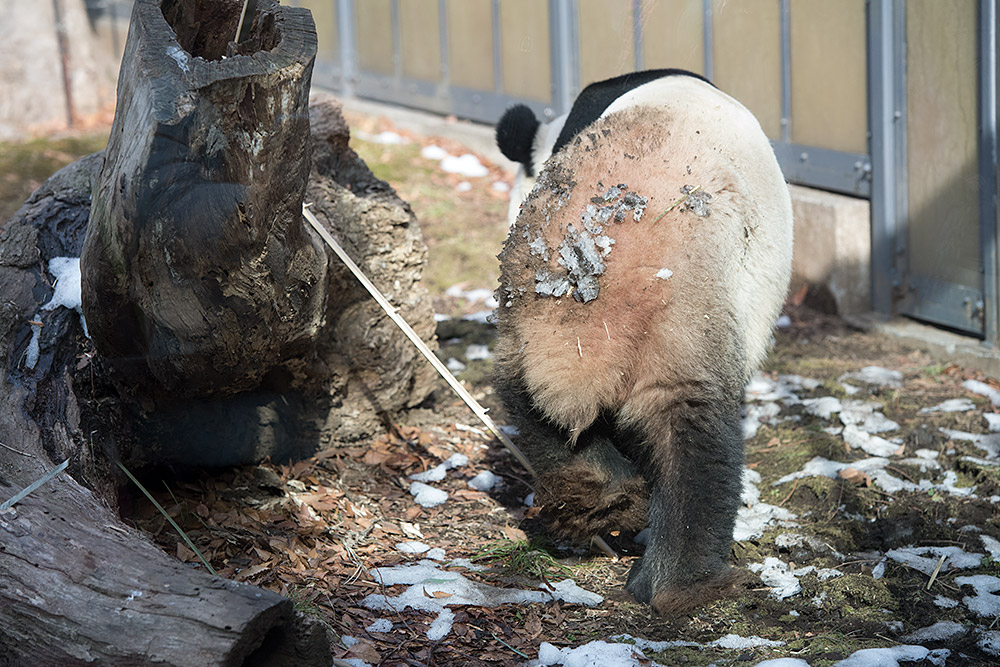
[495, 104, 541, 176]
[551, 68, 711, 158]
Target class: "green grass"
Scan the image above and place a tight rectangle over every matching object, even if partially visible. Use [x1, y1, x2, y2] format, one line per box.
[0, 132, 109, 223]
[473, 538, 573, 581]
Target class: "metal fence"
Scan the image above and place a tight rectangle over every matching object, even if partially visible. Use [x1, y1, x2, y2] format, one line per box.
[86, 1, 998, 344]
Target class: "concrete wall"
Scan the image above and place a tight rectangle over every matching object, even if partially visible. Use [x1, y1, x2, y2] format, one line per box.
[789, 184, 872, 316]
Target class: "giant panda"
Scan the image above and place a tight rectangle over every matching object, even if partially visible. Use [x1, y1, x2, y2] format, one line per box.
[493, 69, 793, 613]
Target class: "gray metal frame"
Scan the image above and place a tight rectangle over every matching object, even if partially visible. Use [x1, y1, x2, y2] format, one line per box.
[309, 0, 999, 338]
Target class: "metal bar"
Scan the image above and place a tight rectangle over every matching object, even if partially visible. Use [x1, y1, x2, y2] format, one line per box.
[703, 0, 713, 80]
[550, 0, 579, 115]
[438, 0, 449, 96]
[779, 0, 791, 144]
[491, 0, 503, 96]
[391, 0, 401, 81]
[633, 0, 644, 71]
[336, 0, 356, 97]
[980, 0, 999, 344]
[867, 0, 902, 319]
[1, 459, 69, 511]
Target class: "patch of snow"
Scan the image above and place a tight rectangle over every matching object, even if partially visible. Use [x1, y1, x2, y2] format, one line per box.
[802, 396, 842, 420]
[364, 562, 601, 641]
[933, 595, 960, 608]
[981, 534, 1000, 559]
[735, 470, 797, 540]
[872, 559, 886, 579]
[465, 344, 492, 360]
[964, 379, 1000, 406]
[409, 482, 448, 508]
[839, 400, 899, 433]
[23, 314, 42, 370]
[901, 620, 967, 642]
[955, 574, 1000, 617]
[166, 45, 190, 71]
[941, 428, 1000, 459]
[978, 629, 1000, 657]
[885, 545, 984, 576]
[711, 634, 784, 649]
[748, 557, 809, 600]
[839, 366, 903, 388]
[446, 358, 466, 373]
[831, 646, 949, 667]
[455, 181, 472, 192]
[843, 424, 900, 457]
[462, 310, 494, 324]
[441, 153, 489, 178]
[753, 660, 809, 667]
[366, 618, 393, 633]
[420, 144, 449, 161]
[426, 547, 446, 560]
[492, 181, 510, 192]
[356, 130, 407, 144]
[434, 313, 451, 322]
[42, 257, 89, 337]
[745, 373, 820, 403]
[655, 268, 673, 280]
[468, 470, 499, 491]
[396, 541, 430, 554]
[985, 413, 1000, 431]
[743, 401, 781, 439]
[775, 314, 792, 329]
[524, 492, 535, 507]
[920, 398, 976, 413]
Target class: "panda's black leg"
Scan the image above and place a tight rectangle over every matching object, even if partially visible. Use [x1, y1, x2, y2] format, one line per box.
[495, 375, 649, 538]
[625, 391, 744, 613]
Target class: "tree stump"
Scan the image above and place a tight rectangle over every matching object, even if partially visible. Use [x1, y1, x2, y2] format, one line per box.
[0, 0, 438, 662]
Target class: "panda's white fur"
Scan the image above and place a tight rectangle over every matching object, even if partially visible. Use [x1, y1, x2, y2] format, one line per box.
[494, 73, 792, 613]
[506, 113, 567, 226]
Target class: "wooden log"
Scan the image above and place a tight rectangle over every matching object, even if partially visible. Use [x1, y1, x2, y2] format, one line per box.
[81, 0, 328, 398]
[0, 156, 329, 666]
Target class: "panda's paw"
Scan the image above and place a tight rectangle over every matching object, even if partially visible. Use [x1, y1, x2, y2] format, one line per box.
[624, 556, 654, 604]
[650, 569, 743, 615]
[626, 561, 742, 613]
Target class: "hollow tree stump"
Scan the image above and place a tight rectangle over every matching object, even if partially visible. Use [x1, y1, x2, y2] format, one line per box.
[82, 0, 327, 397]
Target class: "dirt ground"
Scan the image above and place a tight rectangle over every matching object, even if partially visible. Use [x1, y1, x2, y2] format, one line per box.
[5, 112, 1000, 666]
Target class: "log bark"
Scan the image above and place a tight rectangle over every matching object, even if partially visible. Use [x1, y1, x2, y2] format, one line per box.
[0, 156, 329, 666]
[82, 0, 327, 398]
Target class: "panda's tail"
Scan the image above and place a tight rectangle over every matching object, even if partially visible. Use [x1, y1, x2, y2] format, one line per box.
[496, 104, 540, 176]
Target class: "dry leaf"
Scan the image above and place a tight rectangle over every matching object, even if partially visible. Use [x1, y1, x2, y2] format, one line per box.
[502, 525, 528, 541]
[839, 467, 871, 486]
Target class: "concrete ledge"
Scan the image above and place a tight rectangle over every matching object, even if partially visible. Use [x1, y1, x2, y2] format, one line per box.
[849, 314, 1000, 379]
[789, 184, 872, 316]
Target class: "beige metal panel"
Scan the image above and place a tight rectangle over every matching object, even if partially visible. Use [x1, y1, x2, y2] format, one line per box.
[356, 0, 393, 75]
[906, 0, 979, 290]
[638, 0, 704, 75]
[499, 0, 552, 102]
[297, 0, 339, 64]
[789, 0, 866, 154]
[578, 0, 635, 85]
[400, 0, 441, 81]
[447, 0, 494, 90]
[711, 0, 782, 140]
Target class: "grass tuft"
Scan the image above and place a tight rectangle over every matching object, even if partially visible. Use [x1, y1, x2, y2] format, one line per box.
[473, 538, 573, 582]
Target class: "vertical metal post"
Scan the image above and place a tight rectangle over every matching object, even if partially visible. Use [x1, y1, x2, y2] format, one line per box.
[779, 0, 792, 144]
[336, 0, 356, 97]
[702, 0, 713, 80]
[633, 0, 644, 71]
[550, 0, 579, 116]
[867, 0, 905, 318]
[491, 0, 503, 96]
[391, 0, 401, 81]
[980, 0, 999, 343]
[438, 0, 449, 94]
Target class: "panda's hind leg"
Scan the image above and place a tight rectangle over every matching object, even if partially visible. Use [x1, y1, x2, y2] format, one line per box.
[533, 414, 649, 539]
[623, 383, 746, 613]
[496, 375, 648, 539]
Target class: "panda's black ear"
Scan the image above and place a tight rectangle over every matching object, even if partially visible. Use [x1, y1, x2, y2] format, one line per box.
[496, 104, 540, 169]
